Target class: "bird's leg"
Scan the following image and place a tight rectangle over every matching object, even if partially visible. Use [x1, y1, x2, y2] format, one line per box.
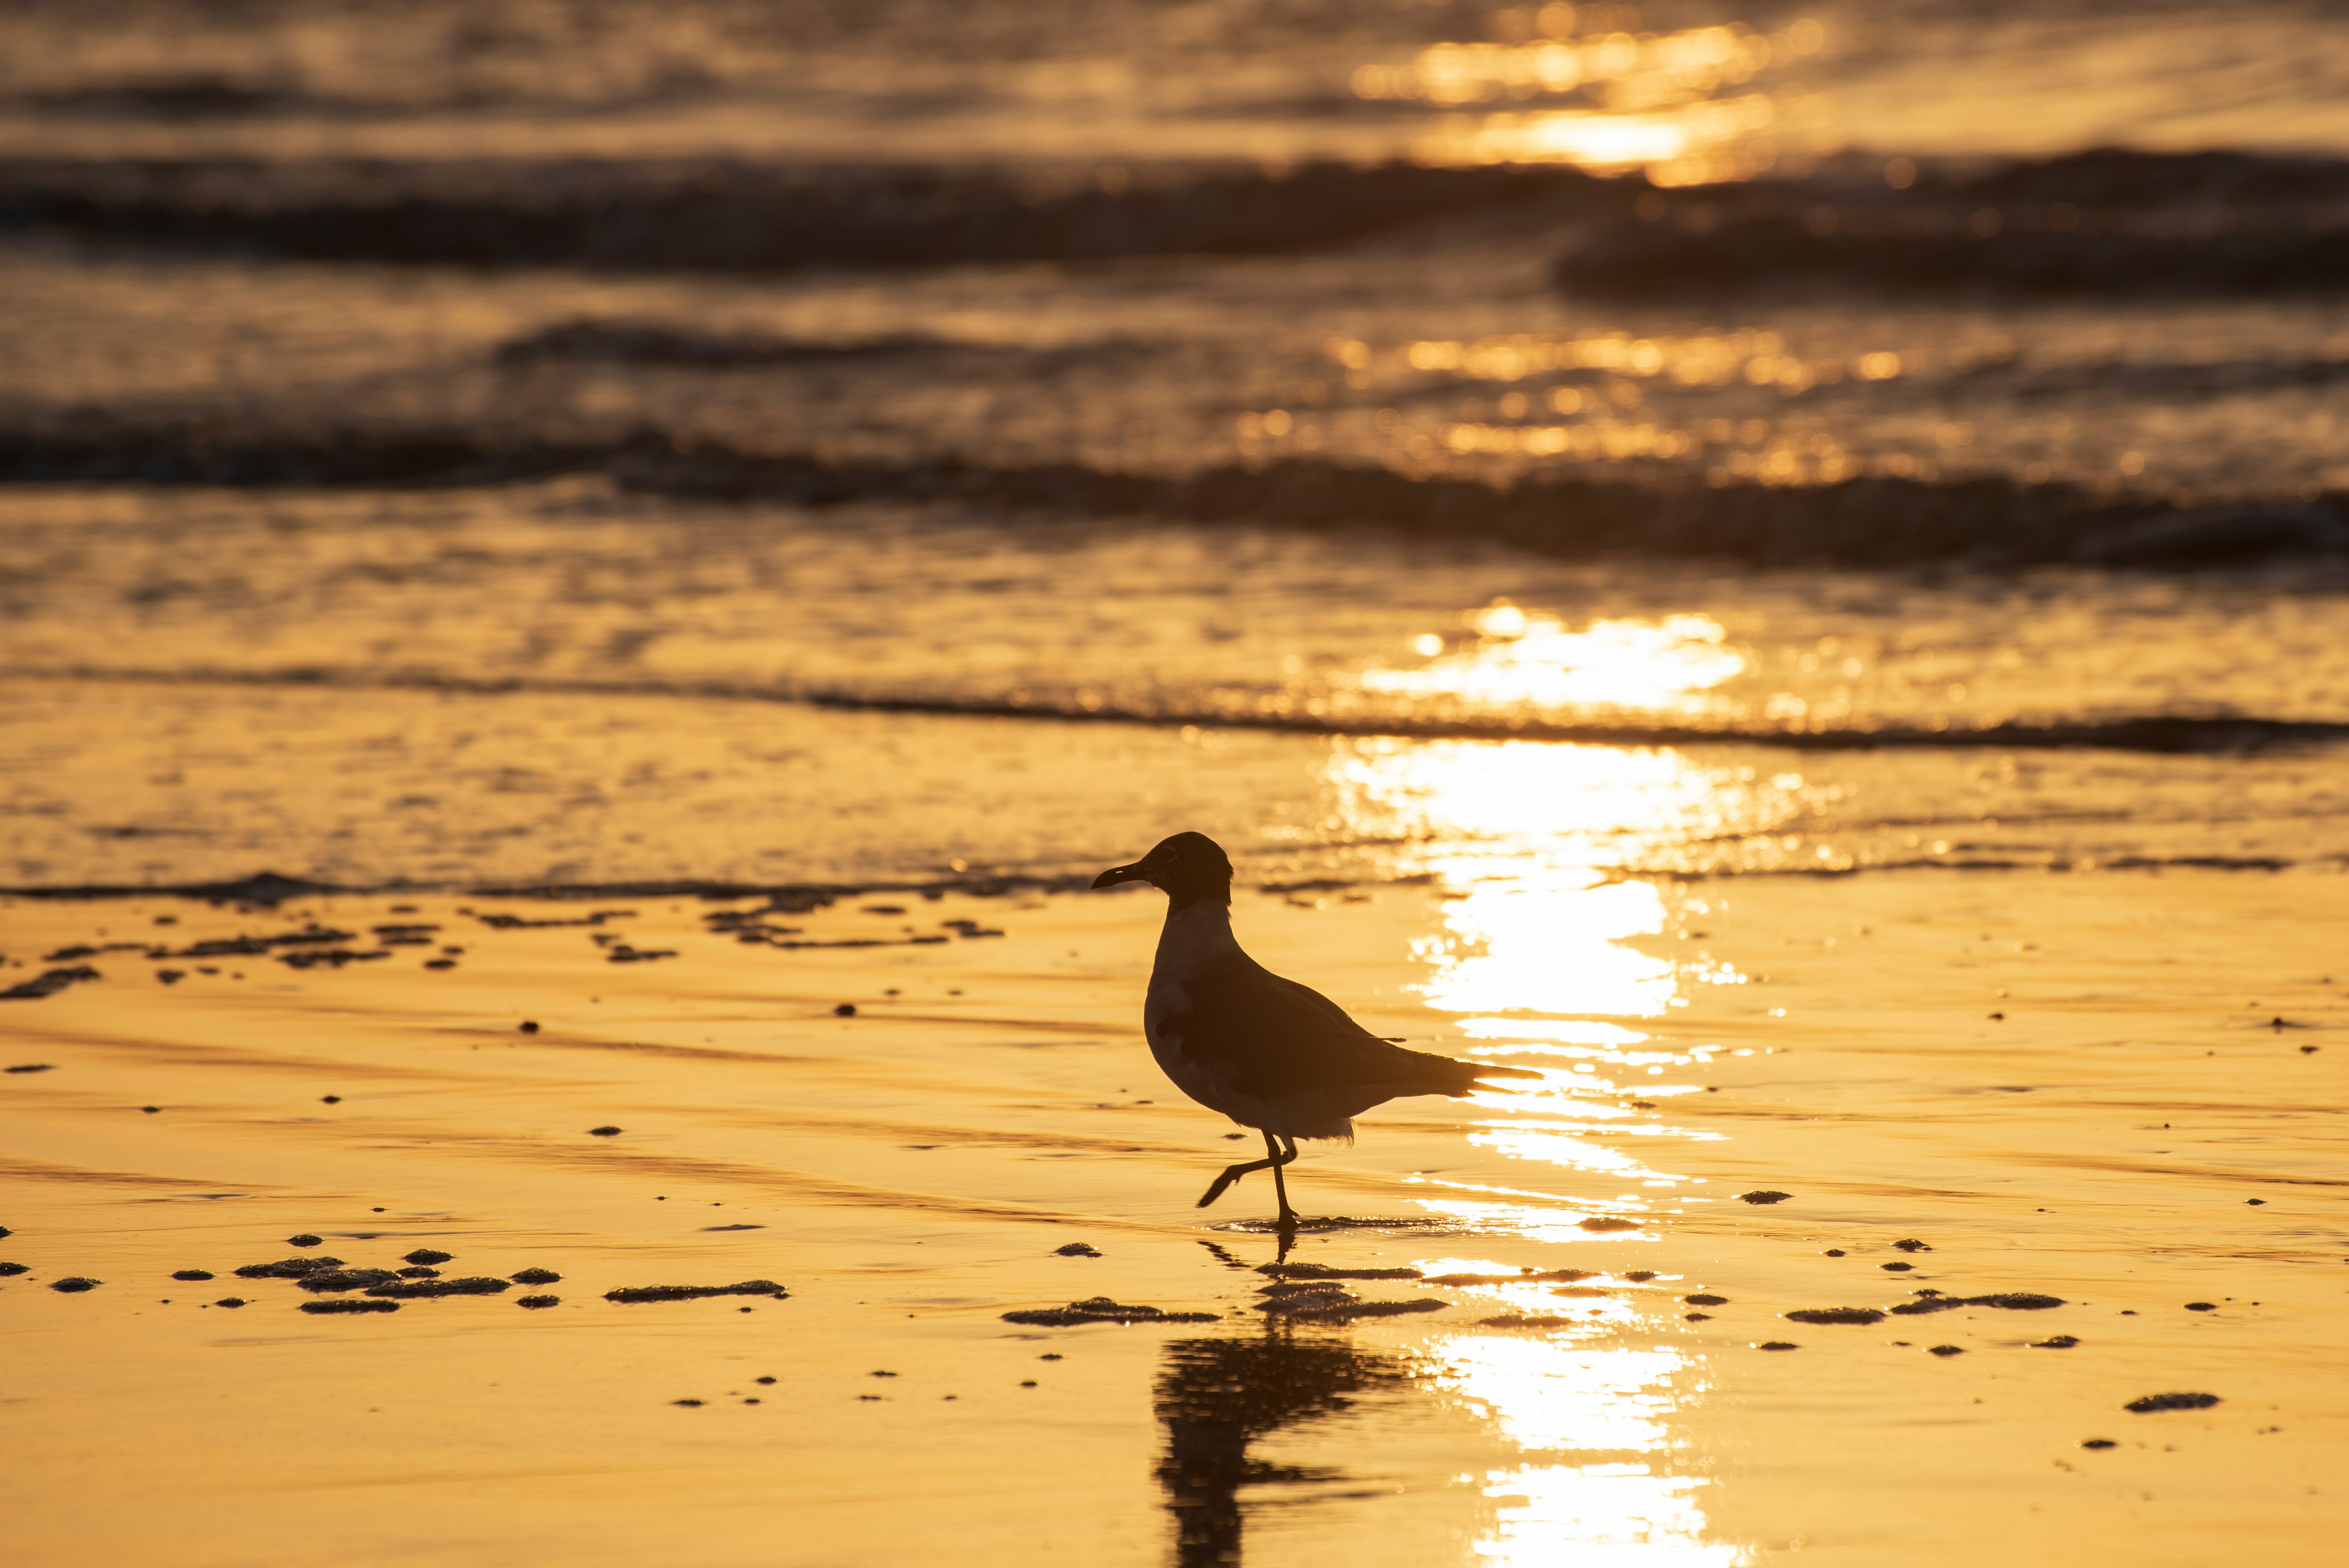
[1266, 1129, 1300, 1229]
[1196, 1153, 1280, 1209]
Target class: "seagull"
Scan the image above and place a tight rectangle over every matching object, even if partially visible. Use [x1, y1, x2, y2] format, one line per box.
[1091, 832, 1535, 1228]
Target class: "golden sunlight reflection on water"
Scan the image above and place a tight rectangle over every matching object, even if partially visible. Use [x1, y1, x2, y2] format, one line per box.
[1376, 14, 1836, 185]
[1361, 605, 1745, 715]
[1415, 877, 1678, 1017]
[1330, 607, 1768, 1561]
[1433, 1336, 1737, 1566]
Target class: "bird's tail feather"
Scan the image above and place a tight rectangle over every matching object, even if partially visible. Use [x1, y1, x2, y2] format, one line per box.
[1415, 1053, 1541, 1096]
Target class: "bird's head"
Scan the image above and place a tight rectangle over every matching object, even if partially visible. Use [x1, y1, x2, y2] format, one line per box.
[1090, 832, 1233, 908]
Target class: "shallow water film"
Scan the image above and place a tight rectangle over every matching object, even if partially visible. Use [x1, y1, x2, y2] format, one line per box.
[4, 3, 2349, 1565]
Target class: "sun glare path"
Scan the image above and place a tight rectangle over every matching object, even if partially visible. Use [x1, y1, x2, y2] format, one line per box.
[1315, 668, 1768, 1561]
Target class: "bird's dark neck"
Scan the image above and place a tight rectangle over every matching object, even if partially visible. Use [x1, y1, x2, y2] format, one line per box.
[1164, 878, 1232, 916]
[1156, 886, 1238, 969]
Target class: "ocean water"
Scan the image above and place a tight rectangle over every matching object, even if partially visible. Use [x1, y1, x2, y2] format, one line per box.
[6, 0, 2349, 895]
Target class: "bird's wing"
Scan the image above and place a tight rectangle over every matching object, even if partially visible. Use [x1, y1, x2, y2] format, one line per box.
[1168, 951, 1518, 1099]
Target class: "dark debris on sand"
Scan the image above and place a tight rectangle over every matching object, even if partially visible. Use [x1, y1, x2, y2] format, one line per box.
[402, 1249, 453, 1265]
[301, 1298, 400, 1314]
[1786, 1306, 1885, 1325]
[50, 1276, 102, 1292]
[0, 1262, 28, 1276]
[365, 1276, 510, 1298]
[2034, 1335, 2082, 1348]
[1255, 1284, 1446, 1323]
[606, 1279, 787, 1304]
[2127, 1392, 2222, 1413]
[297, 1269, 402, 1293]
[234, 1256, 345, 1278]
[1001, 1297, 1220, 1326]
[516, 1295, 561, 1309]
[511, 1268, 561, 1284]
[1421, 1267, 1587, 1285]
[471, 909, 636, 930]
[1889, 1292, 2065, 1315]
[1053, 1242, 1103, 1257]
[2, 965, 102, 1001]
[1738, 1191, 1794, 1205]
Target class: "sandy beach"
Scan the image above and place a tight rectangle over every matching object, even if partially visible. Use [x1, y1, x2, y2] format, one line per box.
[5, 866, 2342, 1566]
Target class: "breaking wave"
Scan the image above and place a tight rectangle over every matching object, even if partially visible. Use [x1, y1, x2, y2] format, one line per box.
[24, 665, 2349, 755]
[1556, 149, 2349, 300]
[9, 148, 2349, 299]
[3, 417, 2342, 571]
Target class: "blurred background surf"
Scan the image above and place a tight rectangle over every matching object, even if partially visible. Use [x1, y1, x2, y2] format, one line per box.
[5, 0, 2349, 893]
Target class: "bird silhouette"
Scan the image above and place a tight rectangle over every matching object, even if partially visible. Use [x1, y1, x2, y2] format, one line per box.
[1092, 832, 1535, 1228]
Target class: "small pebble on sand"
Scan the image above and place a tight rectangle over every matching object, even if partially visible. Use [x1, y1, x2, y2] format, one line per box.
[834, 1003, 857, 1017]
[286, 1234, 323, 1247]
[588, 1126, 623, 1137]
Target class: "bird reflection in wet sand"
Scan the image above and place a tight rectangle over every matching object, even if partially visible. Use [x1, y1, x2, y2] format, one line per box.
[1154, 1329, 1408, 1568]
[1092, 832, 1536, 1231]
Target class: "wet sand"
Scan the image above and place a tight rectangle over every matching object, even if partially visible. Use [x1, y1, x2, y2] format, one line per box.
[3, 868, 2343, 1566]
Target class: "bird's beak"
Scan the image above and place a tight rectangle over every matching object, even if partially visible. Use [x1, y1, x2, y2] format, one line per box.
[1090, 863, 1144, 890]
